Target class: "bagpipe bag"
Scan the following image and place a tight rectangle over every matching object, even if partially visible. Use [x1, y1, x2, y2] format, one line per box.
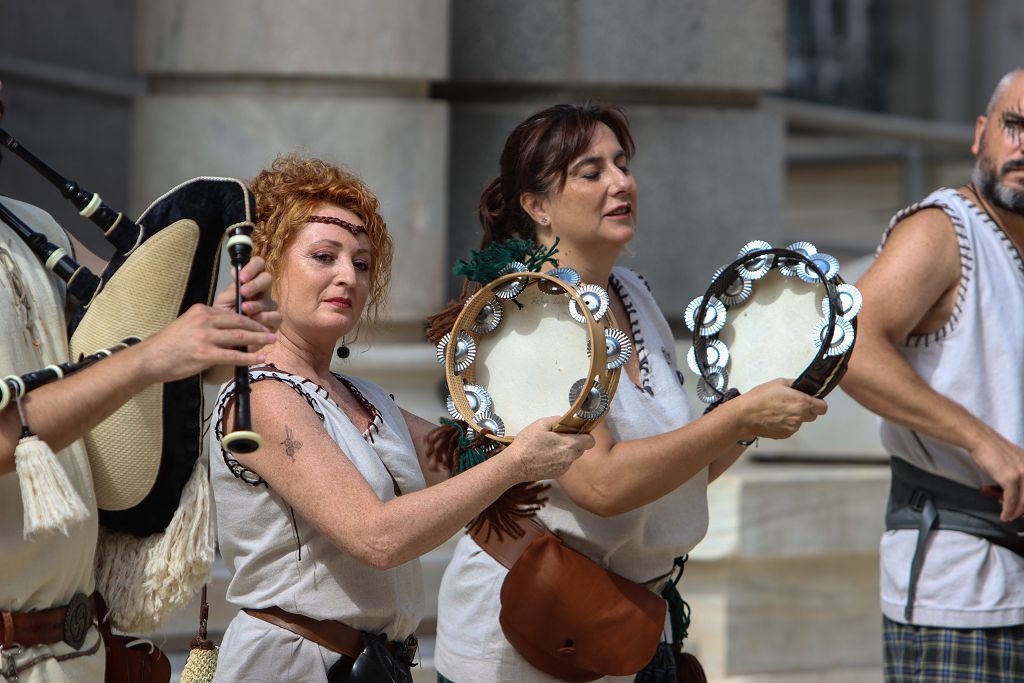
[72, 177, 257, 632]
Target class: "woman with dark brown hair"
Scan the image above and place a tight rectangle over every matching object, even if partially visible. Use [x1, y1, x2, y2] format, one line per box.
[209, 154, 592, 682]
[434, 104, 827, 682]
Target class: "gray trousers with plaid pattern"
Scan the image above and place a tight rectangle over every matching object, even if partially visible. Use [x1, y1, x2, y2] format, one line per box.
[883, 616, 1024, 683]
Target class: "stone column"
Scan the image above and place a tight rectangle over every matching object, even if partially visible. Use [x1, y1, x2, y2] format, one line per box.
[0, 0, 138, 260]
[131, 3, 452, 666]
[686, 461, 888, 682]
[132, 0, 450, 332]
[443, 0, 786, 313]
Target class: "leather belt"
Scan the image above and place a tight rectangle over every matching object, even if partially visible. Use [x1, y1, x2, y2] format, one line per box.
[246, 606, 363, 657]
[1, 593, 95, 650]
[470, 517, 546, 569]
[244, 606, 417, 662]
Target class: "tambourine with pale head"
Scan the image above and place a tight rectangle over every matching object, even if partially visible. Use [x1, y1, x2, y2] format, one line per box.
[437, 265, 631, 445]
[684, 240, 861, 405]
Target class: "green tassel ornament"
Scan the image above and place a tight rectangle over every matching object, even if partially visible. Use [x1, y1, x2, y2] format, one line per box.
[440, 418, 494, 476]
[453, 238, 560, 285]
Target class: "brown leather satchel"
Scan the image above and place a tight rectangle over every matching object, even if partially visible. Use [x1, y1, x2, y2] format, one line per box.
[100, 631, 171, 683]
[95, 595, 171, 683]
[496, 529, 666, 682]
[676, 651, 708, 683]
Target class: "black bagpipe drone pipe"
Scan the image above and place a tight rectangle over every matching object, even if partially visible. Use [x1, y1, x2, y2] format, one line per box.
[0, 198, 102, 307]
[0, 337, 141, 412]
[0, 125, 262, 537]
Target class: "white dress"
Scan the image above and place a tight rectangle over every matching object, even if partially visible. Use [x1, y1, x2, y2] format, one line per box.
[0, 198, 104, 682]
[210, 368, 426, 683]
[434, 267, 707, 683]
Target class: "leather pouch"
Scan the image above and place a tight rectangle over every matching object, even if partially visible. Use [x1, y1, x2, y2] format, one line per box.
[498, 532, 666, 682]
[99, 625, 171, 683]
[326, 631, 415, 683]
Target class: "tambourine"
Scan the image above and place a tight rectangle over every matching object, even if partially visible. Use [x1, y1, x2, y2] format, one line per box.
[684, 240, 861, 404]
[437, 266, 631, 445]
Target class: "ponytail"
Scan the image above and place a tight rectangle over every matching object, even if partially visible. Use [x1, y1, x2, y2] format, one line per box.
[477, 175, 536, 248]
[477, 177, 505, 248]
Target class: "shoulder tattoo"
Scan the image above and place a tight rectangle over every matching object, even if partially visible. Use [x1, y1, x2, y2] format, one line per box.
[281, 425, 303, 461]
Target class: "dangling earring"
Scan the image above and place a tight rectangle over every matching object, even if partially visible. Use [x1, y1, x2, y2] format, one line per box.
[336, 338, 350, 359]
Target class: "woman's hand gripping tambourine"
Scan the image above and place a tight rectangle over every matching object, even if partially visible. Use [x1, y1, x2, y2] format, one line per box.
[437, 264, 632, 446]
[684, 240, 862, 407]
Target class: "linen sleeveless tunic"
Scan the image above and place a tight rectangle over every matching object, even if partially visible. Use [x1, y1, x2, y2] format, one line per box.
[877, 187, 1024, 627]
[0, 198, 104, 682]
[211, 369, 426, 681]
[435, 267, 706, 683]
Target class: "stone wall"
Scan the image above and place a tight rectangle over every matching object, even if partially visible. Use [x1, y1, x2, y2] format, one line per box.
[132, 0, 450, 323]
[443, 0, 787, 316]
[0, 0, 138, 260]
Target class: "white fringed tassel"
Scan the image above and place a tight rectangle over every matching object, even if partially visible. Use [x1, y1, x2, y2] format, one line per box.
[15, 434, 90, 540]
[94, 459, 214, 633]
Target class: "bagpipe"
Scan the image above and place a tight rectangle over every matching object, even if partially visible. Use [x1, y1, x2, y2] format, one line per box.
[0, 125, 262, 631]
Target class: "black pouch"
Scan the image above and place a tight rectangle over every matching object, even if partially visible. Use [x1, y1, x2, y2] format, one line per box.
[326, 632, 415, 683]
[634, 641, 676, 682]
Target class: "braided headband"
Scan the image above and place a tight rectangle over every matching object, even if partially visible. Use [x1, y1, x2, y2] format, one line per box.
[309, 215, 366, 235]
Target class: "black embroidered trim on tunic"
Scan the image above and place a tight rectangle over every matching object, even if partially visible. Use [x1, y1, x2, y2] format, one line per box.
[214, 365, 328, 487]
[964, 198, 1024, 277]
[881, 193, 973, 349]
[609, 270, 654, 396]
[635, 271, 684, 386]
[333, 374, 383, 443]
[215, 364, 388, 487]
[635, 270, 654, 293]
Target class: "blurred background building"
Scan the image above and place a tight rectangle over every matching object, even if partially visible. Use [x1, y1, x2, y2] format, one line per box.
[0, 1, 1020, 680]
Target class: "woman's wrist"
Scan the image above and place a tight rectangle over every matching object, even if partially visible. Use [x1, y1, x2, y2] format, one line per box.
[718, 398, 756, 445]
[486, 445, 527, 486]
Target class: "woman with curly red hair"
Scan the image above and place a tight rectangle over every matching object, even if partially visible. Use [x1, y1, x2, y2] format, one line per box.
[208, 154, 591, 682]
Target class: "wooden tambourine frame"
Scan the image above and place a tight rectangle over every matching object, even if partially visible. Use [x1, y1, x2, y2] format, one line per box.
[444, 271, 624, 445]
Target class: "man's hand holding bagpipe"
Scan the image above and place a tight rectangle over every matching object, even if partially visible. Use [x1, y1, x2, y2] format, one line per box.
[137, 297, 278, 387]
[0, 261, 277, 475]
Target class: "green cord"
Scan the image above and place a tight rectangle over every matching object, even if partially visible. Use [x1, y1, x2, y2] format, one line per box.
[661, 555, 693, 646]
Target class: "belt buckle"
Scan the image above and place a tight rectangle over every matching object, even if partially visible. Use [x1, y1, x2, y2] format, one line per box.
[63, 593, 92, 650]
[0, 643, 23, 681]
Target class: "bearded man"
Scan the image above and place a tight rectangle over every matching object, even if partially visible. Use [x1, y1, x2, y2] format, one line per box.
[843, 68, 1024, 682]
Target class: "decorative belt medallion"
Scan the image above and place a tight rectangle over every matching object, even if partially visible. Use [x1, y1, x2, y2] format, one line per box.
[63, 593, 92, 650]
